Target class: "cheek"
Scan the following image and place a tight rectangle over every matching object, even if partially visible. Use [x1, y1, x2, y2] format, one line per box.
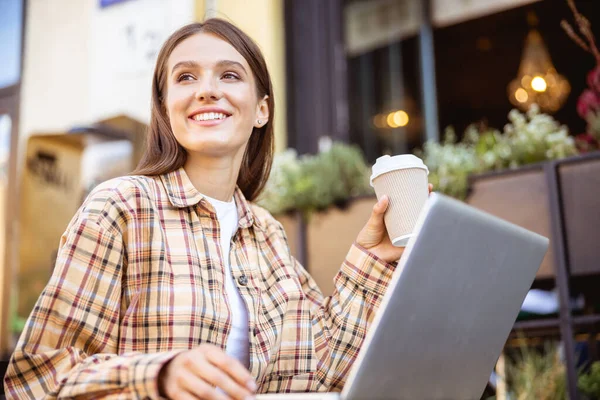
[233, 93, 260, 122]
[166, 87, 190, 117]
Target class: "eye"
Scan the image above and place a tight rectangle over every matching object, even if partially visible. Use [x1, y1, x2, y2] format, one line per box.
[177, 73, 195, 82]
[222, 72, 240, 81]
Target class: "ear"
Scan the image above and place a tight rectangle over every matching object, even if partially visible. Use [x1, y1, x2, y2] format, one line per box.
[254, 95, 270, 128]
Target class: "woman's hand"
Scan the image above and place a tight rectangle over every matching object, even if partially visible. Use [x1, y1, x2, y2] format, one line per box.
[355, 184, 433, 263]
[158, 344, 257, 400]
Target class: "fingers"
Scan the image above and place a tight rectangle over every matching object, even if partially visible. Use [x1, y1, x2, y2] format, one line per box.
[177, 368, 228, 400]
[205, 346, 255, 389]
[201, 348, 256, 399]
[162, 345, 257, 400]
[187, 360, 246, 400]
[177, 390, 206, 400]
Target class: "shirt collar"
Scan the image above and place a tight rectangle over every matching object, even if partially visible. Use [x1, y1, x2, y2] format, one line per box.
[159, 167, 259, 229]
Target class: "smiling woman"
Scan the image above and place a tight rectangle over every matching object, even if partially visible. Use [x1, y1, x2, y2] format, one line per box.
[4, 19, 427, 400]
[165, 33, 270, 197]
[134, 20, 274, 203]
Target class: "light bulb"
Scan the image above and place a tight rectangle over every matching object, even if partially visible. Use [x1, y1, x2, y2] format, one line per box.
[392, 110, 409, 127]
[531, 76, 547, 92]
[515, 88, 528, 103]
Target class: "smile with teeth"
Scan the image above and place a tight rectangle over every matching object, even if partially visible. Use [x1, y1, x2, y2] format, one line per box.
[191, 112, 228, 121]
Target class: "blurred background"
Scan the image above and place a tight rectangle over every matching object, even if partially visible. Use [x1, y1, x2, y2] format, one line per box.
[2, 0, 600, 398]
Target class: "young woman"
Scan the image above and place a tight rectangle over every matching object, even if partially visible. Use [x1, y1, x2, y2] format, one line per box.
[5, 19, 431, 400]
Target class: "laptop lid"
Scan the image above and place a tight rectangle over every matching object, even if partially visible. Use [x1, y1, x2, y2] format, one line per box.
[341, 193, 549, 400]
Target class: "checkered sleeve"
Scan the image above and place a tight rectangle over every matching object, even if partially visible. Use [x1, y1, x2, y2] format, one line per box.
[4, 211, 180, 399]
[292, 242, 397, 391]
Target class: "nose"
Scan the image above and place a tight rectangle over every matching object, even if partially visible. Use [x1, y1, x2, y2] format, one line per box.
[194, 77, 223, 102]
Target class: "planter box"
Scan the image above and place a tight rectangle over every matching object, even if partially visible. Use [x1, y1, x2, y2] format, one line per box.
[275, 197, 376, 295]
[556, 153, 600, 276]
[466, 151, 600, 279]
[306, 198, 375, 294]
[466, 165, 555, 279]
[275, 211, 302, 264]
[276, 152, 600, 292]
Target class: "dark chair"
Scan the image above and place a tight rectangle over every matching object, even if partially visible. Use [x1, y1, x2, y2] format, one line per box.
[0, 360, 8, 399]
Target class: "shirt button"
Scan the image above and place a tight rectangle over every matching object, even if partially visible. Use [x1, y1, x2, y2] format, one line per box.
[237, 275, 248, 286]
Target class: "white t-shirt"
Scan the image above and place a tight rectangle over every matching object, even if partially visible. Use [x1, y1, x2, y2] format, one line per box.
[202, 194, 250, 367]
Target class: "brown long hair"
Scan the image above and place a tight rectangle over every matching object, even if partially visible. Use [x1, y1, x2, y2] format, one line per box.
[133, 19, 275, 202]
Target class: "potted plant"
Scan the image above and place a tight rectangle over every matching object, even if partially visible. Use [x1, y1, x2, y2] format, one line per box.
[503, 341, 567, 400]
[417, 106, 578, 279]
[561, 0, 600, 152]
[578, 361, 600, 399]
[417, 105, 577, 201]
[258, 142, 375, 292]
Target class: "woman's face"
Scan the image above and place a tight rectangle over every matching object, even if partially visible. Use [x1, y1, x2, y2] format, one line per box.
[165, 33, 268, 158]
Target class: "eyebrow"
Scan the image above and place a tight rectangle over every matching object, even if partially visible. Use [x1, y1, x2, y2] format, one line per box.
[170, 60, 248, 75]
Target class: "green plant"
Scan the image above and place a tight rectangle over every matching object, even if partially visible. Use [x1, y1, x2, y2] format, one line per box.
[254, 149, 304, 215]
[502, 106, 578, 166]
[578, 361, 600, 398]
[417, 105, 578, 200]
[257, 142, 372, 216]
[416, 126, 481, 200]
[10, 291, 27, 334]
[504, 342, 567, 400]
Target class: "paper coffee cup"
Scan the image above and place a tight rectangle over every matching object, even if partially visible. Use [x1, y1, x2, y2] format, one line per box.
[370, 155, 429, 247]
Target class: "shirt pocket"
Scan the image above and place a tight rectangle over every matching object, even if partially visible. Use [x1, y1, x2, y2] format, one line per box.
[258, 276, 318, 376]
[260, 372, 320, 393]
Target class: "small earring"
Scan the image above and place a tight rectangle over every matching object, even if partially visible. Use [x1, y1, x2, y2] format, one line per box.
[257, 120, 262, 125]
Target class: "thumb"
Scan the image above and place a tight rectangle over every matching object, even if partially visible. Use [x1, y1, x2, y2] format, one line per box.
[368, 195, 389, 230]
[357, 195, 389, 248]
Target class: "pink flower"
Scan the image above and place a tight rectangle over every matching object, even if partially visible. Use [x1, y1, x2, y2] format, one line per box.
[587, 65, 600, 92]
[577, 89, 600, 118]
[575, 133, 599, 153]
[577, 133, 596, 145]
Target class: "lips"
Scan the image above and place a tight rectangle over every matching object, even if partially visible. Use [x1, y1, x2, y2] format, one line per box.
[188, 108, 232, 122]
[187, 108, 232, 127]
[190, 112, 228, 122]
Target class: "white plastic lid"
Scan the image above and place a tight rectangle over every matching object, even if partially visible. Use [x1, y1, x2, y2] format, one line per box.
[370, 154, 429, 187]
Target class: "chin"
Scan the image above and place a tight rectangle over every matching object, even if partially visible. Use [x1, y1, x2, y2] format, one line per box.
[184, 140, 247, 158]
[176, 125, 251, 158]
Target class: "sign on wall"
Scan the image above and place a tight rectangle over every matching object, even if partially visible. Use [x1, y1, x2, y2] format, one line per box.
[344, 0, 420, 56]
[100, 0, 131, 8]
[432, 0, 541, 27]
[89, 0, 195, 123]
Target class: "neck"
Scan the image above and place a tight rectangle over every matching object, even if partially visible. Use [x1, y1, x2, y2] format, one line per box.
[183, 151, 244, 202]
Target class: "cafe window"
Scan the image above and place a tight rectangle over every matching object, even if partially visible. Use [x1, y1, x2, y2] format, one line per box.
[345, 0, 600, 162]
[345, 0, 425, 163]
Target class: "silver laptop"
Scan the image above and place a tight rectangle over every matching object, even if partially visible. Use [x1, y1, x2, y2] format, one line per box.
[257, 193, 549, 400]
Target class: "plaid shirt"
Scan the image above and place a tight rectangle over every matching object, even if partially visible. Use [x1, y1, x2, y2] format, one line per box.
[5, 168, 396, 399]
